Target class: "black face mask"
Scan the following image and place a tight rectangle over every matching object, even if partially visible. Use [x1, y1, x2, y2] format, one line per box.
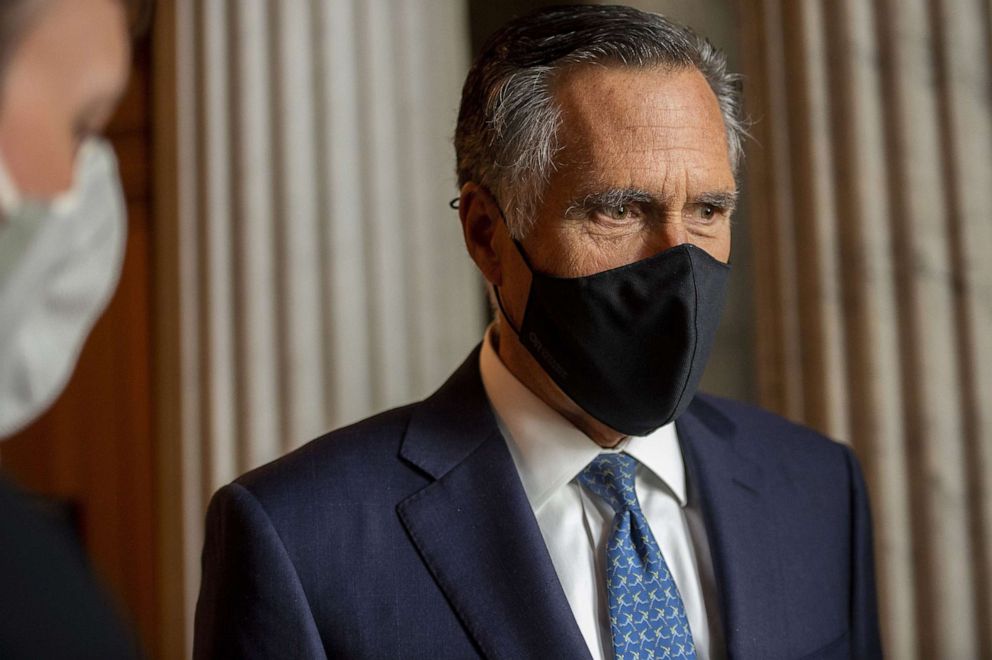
[495, 239, 730, 437]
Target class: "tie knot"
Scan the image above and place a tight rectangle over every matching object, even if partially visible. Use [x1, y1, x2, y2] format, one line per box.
[577, 453, 641, 514]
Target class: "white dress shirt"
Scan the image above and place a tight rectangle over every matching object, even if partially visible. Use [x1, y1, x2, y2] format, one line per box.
[479, 329, 726, 660]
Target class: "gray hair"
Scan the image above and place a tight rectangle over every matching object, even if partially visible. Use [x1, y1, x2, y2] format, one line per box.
[454, 4, 746, 238]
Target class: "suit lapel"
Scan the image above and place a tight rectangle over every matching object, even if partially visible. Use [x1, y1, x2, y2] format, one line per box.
[398, 348, 591, 660]
[677, 397, 788, 659]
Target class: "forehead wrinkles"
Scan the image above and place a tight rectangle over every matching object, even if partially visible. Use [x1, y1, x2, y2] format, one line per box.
[552, 67, 729, 172]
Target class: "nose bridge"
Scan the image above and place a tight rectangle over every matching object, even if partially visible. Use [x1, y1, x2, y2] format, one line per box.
[651, 215, 689, 251]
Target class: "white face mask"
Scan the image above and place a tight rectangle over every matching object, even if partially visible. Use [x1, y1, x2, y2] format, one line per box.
[0, 139, 127, 438]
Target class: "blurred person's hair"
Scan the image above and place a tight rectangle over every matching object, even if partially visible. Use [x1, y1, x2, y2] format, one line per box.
[455, 4, 746, 238]
[0, 0, 153, 76]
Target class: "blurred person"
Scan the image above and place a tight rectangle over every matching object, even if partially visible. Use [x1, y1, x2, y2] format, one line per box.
[195, 5, 881, 659]
[0, 0, 147, 657]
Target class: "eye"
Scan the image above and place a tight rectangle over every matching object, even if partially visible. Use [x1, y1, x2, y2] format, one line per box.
[607, 204, 630, 220]
[688, 203, 725, 224]
[598, 203, 646, 222]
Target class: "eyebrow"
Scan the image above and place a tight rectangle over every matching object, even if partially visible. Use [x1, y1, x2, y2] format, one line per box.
[694, 190, 738, 212]
[564, 188, 656, 218]
[563, 186, 738, 218]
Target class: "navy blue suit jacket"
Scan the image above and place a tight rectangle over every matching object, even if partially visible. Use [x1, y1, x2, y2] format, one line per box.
[194, 347, 882, 659]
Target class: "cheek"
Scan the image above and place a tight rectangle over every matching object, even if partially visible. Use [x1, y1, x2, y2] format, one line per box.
[0, 64, 79, 196]
[714, 221, 733, 262]
[546, 230, 664, 276]
[694, 228, 732, 263]
[569, 242, 635, 275]
[528, 222, 622, 278]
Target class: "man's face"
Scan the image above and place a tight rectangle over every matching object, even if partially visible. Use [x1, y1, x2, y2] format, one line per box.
[459, 62, 738, 442]
[0, 0, 130, 199]
[501, 64, 736, 300]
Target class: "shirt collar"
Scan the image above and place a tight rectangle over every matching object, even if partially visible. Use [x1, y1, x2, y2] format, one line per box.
[478, 326, 687, 512]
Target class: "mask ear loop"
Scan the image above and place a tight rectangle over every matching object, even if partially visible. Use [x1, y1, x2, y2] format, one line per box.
[492, 276, 522, 338]
[451, 190, 534, 336]
[490, 200, 534, 338]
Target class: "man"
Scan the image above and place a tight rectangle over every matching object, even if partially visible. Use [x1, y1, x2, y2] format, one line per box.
[195, 5, 881, 659]
[0, 0, 146, 657]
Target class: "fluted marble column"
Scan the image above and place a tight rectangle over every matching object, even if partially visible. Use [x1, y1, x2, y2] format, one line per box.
[153, 1, 482, 655]
[742, 0, 992, 657]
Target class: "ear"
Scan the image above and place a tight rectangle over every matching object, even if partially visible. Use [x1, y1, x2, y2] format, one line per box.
[458, 182, 504, 287]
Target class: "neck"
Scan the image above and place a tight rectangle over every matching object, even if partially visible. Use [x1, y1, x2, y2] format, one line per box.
[492, 322, 626, 449]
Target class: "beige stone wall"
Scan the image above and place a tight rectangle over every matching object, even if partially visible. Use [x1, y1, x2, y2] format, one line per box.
[153, 1, 482, 654]
[741, 1, 992, 657]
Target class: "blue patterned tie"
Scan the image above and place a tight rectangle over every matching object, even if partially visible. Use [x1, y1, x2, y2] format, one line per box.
[578, 453, 697, 660]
